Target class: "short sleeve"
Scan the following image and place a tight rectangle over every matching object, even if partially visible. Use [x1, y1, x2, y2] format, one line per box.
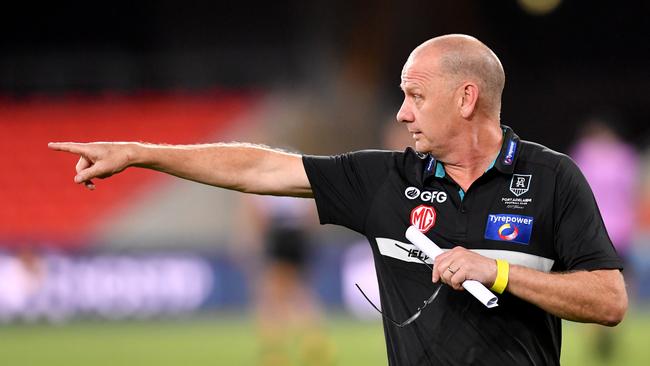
[553, 156, 623, 271]
[302, 150, 393, 234]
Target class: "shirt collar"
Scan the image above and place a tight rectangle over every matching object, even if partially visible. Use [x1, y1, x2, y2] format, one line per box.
[420, 125, 521, 186]
[493, 125, 520, 174]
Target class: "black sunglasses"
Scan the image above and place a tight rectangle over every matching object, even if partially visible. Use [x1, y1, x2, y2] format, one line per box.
[355, 243, 442, 328]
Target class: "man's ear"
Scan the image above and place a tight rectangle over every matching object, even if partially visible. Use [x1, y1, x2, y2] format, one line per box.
[459, 82, 479, 118]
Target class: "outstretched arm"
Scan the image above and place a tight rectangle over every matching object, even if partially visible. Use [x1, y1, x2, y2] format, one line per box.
[48, 142, 312, 197]
[432, 248, 627, 326]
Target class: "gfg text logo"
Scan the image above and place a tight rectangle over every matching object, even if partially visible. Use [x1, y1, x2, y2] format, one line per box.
[404, 187, 447, 203]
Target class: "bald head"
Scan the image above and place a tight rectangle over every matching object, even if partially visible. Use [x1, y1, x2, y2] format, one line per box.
[408, 34, 505, 116]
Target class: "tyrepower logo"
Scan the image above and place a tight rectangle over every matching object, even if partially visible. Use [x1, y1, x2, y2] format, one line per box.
[404, 187, 447, 203]
[410, 205, 436, 233]
[484, 214, 533, 245]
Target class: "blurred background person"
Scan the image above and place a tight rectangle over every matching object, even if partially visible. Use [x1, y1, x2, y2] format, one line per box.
[236, 194, 334, 366]
[570, 112, 640, 363]
[0, 247, 44, 322]
[634, 138, 650, 303]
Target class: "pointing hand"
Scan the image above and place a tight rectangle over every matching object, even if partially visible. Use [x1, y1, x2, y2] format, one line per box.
[48, 142, 133, 190]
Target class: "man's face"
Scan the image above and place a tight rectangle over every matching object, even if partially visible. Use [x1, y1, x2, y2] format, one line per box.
[396, 54, 458, 155]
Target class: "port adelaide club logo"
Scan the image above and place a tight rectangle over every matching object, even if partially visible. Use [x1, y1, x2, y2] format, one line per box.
[509, 174, 531, 197]
[502, 174, 533, 209]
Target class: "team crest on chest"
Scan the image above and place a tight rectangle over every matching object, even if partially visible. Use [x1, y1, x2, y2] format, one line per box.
[510, 174, 531, 196]
[410, 205, 436, 233]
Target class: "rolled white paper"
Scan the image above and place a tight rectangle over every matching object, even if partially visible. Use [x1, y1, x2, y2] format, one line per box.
[405, 226, 498, 308]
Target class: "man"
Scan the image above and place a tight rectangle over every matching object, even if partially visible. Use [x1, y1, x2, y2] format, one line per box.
[50, 34, 627, 365]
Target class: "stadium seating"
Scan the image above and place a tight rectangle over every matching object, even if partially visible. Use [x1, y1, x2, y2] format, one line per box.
[0, 91, 253, 247]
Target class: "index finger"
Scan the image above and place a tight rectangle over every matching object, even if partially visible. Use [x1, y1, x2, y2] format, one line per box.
[48, 142, 89, 155]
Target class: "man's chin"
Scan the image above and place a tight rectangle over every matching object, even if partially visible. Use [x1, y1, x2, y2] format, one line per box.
[414, 142, 432, 154]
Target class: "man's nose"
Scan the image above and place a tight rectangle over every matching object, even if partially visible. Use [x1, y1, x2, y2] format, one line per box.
[396, 100, 414, 123]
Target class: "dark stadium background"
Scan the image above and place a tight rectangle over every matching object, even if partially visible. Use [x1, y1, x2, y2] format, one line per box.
[1, 1, 650, 365]
[3, 1, 650, 148]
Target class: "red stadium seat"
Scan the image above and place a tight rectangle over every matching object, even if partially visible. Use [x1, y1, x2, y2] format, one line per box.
[0, 91, 255, 248]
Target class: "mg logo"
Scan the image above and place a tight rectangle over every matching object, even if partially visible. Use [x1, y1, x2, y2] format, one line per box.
[410, 205, 436, 233]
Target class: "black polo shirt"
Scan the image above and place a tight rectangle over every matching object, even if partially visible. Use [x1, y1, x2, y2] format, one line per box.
[302, 126, 622, 366]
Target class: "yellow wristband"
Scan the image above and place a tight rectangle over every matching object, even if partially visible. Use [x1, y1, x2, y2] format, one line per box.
[490, 259, 509, 294]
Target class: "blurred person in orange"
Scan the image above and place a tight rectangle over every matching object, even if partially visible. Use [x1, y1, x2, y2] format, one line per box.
[50, 34, 627, 365]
